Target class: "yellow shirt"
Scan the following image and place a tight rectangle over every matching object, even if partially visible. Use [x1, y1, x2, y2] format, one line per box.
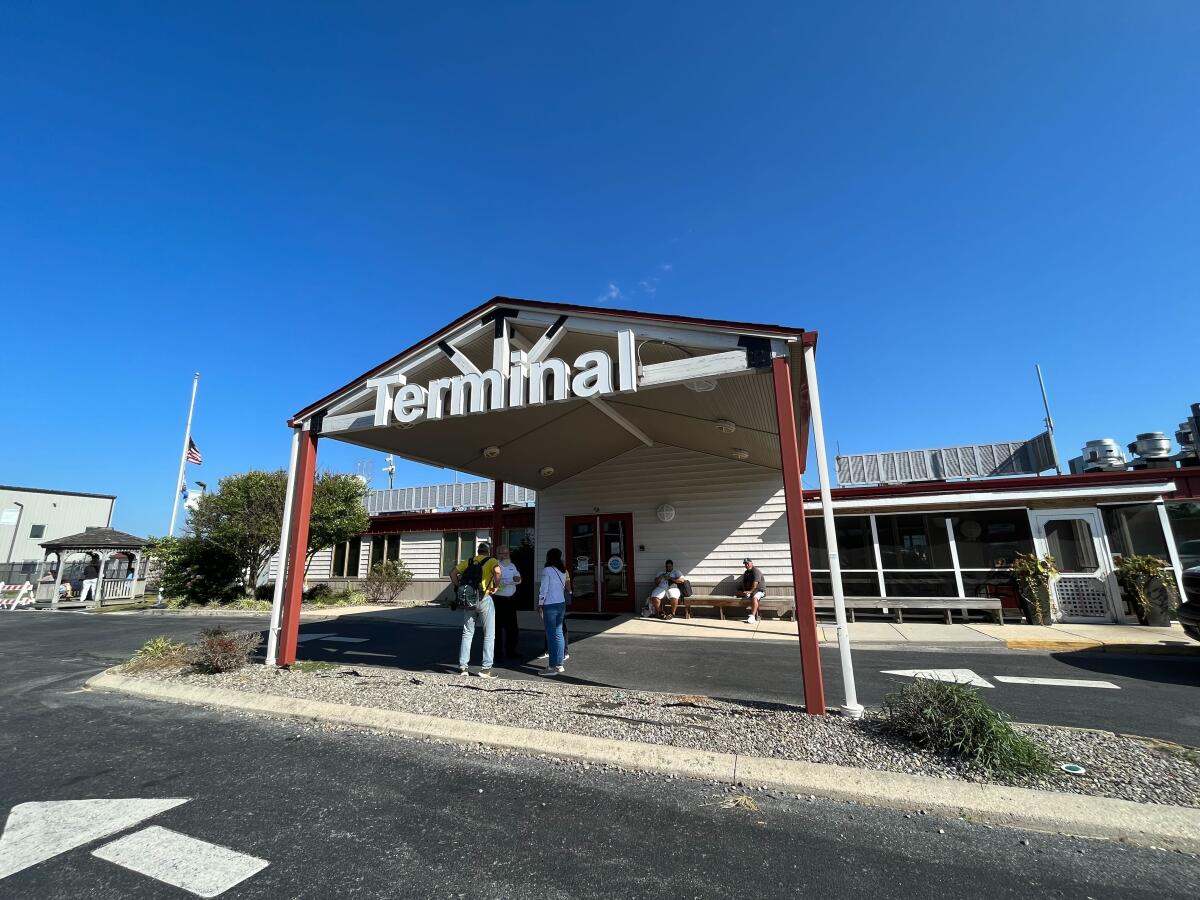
[454, 555, 500, 593]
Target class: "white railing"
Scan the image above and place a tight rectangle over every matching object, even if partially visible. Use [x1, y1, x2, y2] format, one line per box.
[102, 578, 134, 601]
[367, 481, 536, 515]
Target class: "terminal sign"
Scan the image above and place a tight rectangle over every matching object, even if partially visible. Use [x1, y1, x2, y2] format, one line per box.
[369, 337, 636, 428]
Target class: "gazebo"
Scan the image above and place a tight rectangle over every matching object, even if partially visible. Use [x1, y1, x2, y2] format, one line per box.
[36, 527, 148, 608]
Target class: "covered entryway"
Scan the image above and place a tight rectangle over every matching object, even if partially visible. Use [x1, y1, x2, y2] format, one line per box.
[1030, 509, 1120, 623]
[266, 297, 862, 716]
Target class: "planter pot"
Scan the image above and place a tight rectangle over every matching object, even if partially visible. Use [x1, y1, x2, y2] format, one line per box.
[1129, 576, 1176, 627]
[1018, 587, 1054, 626]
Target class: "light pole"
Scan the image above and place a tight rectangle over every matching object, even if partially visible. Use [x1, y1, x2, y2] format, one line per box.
[4, 501, 24, 566]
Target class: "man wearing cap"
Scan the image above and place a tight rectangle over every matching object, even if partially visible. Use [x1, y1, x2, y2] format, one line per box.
[736, 557, 766, 624]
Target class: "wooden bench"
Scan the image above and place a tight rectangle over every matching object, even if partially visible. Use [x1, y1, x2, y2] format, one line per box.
[679, 593, 1007, 624]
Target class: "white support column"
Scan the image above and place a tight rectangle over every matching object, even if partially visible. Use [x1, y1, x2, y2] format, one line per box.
[802, 343, 862, 718]
[946, 516, 966, 598]
[267, 428, 303, 667]
[1155, 500, 1186, 600]
[50, 553, 64, 608]
[94, 554, 106, 607]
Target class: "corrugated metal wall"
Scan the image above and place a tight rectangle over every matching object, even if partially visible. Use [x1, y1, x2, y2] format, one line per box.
[0, 488, 115, 563]
[536, 444, 792, 591]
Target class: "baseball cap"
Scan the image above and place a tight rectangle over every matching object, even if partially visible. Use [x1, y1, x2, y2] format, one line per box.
[742, 557, 753, 564]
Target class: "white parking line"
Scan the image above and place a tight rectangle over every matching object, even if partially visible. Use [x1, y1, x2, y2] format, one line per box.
[994, 676, 1120, 689]
[881, 669, 993, 688]
[321, 636, 368, 643]
[295, 634, 335, 643]
[93, 825, 268, 898]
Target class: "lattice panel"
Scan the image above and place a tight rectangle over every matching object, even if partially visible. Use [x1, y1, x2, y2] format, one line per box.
[1054, 576, 1110, 620]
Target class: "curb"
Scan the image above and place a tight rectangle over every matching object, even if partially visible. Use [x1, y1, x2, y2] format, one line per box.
[85, 669, 1200, 853]
[1005, 639, 1200, 656]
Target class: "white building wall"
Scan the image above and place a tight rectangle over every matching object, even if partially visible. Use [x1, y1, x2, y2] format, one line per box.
[400, 532, 442, 579]
[536, 445, 792, 592]
[0, 487, 116, 563]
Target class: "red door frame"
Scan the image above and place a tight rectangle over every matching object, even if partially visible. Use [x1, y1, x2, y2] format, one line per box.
[564, 512, 636, 614]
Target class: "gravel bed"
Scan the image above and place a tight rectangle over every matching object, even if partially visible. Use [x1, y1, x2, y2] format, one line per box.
[135, 662, 1200, 808]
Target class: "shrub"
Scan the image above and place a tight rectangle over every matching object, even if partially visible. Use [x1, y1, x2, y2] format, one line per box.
[306, 589, 366, 609]
[1115, 555, 1179, 624]
[143, 535, 243, 606]
[225, 597, 272, 611]
[881, 678, 1053, 777]
[357, 560, 414, 603]
[303, 583, 332, 602]
[190, 627, 262, 673]
[125, 636, 190, 672]
[255, 582, 276, 600]
[1011, 552, 1057, 625]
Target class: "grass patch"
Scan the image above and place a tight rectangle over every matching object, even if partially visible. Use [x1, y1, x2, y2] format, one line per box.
[223, 597, 273, 611]
[304, 589, 367, 609]
[291, 660, 338, 673]
[719, 795, 760, 812]
[123, 636, 190, 672]
[93, 601, 157, 614]
[881, 678, 1053, 777]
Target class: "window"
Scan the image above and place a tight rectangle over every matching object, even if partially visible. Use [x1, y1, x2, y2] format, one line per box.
[950, 510, 1033, 568]
[370, 535, 402, 566]
[806, 516, 875, 570]
[875, 515, 952, 569]
[441, 531, 479, 576]
[812, 571, 881, 597]
[1168, 502, 1200, 569]
[883, 572, 958, 597]
[1101, 504, 1170, 560]
[331, 537, 362, 578]
[29, 524, 46, 539]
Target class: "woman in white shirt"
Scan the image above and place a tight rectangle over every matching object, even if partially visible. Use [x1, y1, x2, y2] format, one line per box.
[537, 548, 570, 676]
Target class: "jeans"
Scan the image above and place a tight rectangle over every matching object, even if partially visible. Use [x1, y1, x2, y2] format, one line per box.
[542, 601, 566, 667]
[458, 596, 495, 670]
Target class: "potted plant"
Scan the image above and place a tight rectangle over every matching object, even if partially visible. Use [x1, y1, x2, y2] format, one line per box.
[1011, 552, 1057, 626]
[1114, 554, 1179, 627]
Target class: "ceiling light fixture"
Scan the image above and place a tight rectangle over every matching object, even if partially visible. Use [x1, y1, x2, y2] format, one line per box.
[686, 378, 718, 393]
[539, 466, 555, 477]
[731, 448, 750, 461]
[482, 445, 501, 459]
[715, 419, 736, 434]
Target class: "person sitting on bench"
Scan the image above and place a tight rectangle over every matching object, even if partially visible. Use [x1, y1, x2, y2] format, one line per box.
[737, 557, 766, 624]
[643, 559, 685, 619]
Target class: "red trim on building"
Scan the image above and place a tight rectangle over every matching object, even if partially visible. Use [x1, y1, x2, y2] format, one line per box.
[368, 507, 534, 534]
[800, 466, 1182, 504]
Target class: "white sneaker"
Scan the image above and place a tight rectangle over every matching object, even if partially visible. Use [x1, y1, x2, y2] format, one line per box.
[556, 665, 565, 673]
[474, 669, 496, 679]
[458, 667, 469, 676]
[537, 667, 559, 677]
[563, 654, 570, 661]
[535, 652, 549, 660]
[745, 615, 757, 624]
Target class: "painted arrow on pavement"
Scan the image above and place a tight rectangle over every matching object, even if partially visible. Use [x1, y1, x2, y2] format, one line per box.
[881, 668, 994, 688]
[0, 798, 189, 880]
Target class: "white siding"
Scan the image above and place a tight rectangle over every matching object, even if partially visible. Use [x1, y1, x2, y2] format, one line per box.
[536, 445, 792, 593]
[0, 487, 115, 563]
[400, 532, 443, 579]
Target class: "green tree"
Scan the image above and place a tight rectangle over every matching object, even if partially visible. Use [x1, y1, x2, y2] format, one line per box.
[143, 535, 243, 605]
[306, 473, 370, 571]
[187, 470, 288, 596]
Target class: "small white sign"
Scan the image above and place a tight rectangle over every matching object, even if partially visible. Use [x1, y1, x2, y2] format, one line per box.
[0, 508, 18, 526]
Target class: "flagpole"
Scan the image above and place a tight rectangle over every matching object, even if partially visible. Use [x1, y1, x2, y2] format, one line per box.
[167, 372, 200, 537]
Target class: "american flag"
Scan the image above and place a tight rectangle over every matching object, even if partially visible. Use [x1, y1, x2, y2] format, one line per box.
[186, 438, 203, 465]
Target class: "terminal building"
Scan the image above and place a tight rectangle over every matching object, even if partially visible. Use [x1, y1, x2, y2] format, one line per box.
[264, 297, 1196, 712]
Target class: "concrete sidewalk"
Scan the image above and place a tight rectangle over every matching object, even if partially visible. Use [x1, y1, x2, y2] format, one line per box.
[193, 603, 1200, 655]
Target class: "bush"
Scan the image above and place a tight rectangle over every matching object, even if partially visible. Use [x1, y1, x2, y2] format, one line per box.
[124, 636, 190, 672]
[305, 589, 366, 609]
[357, 560, 414, 603]
[303, 583, 332, 602]
[143, 535, 243, 606]
[881, 678, 1053, 777]
[255, 583, 276, 600]
[190, 627, 262, 673]
[224, 597, 272, 611]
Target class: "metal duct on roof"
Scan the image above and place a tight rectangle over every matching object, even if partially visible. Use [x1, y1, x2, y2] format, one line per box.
[835, 432, 1057, 486]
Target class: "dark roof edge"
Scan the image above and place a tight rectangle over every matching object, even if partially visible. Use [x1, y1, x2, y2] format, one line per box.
[0, 485, 116, 500]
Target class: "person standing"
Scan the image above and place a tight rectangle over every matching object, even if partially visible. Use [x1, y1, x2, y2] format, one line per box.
[451, 542, 500, 677]
[537, 547, 570, 677]
[80, 555, 100, 603]
[492, 544, 522, 659]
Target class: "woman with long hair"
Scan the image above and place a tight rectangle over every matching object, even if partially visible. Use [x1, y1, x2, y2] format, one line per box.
[537, 547, 569, 676]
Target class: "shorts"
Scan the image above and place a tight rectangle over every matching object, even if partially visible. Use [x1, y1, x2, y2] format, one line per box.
[747, 590, 765, 601]
[650, 584, 681, 601]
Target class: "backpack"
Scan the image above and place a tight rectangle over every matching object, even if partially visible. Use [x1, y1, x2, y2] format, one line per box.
[454, 556, 487, 610]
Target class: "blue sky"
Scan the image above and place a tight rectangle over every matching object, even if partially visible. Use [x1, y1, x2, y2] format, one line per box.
[3, 2, 1197, 538]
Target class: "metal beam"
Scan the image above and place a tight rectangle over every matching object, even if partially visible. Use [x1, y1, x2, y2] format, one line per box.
[639, 349, 753, 389]
[586, 397, 653, 447]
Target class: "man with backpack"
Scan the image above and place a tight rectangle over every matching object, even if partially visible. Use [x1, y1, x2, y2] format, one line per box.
[451, 542, 501, 677]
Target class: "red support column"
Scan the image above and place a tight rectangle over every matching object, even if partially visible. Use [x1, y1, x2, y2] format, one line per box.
[491, 479, 505, 549]
[276, 428, 318, 667]
[772, 356, 826, 715]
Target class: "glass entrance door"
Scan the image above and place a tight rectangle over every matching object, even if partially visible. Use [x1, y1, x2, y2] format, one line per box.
[1030, 510, 1119, 623]
[565, 513, 635, 613]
